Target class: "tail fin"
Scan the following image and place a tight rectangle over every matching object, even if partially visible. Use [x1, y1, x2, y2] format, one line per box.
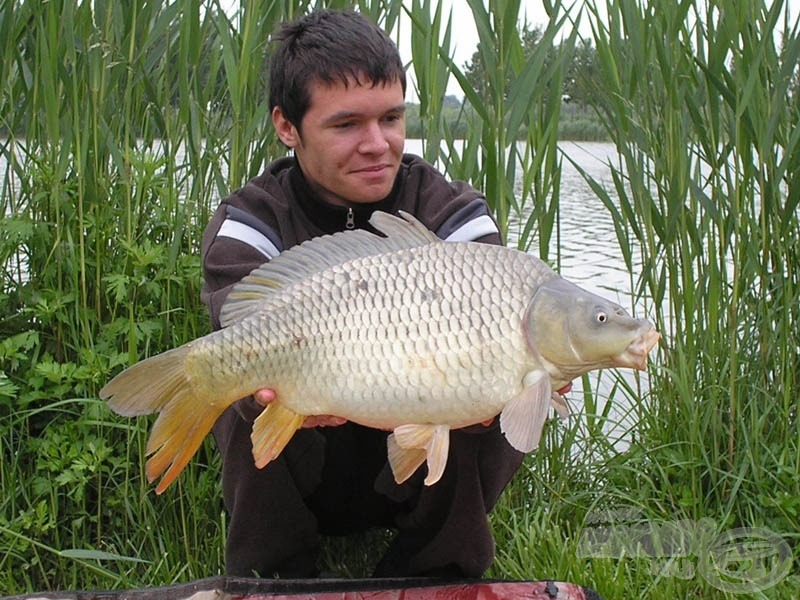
[100, 346, 225, 494]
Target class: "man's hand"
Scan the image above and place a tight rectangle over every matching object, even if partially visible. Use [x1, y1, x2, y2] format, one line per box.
[557, 382, 573, 395]
[253, 389, 346, 428]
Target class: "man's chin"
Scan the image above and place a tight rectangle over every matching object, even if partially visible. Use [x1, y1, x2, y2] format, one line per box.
[346, 185, 395, 205]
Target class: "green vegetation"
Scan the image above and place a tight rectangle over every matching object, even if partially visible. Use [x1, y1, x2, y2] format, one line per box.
[1, 0, 798, 598]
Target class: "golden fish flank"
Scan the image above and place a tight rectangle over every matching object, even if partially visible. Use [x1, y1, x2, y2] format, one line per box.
[101, 211, 660, 493]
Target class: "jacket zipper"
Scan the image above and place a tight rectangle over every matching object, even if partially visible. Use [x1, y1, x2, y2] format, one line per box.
[345, 207, 355, 230]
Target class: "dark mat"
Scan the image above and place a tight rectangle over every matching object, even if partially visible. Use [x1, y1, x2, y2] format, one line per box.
[5, 577, 603, 600]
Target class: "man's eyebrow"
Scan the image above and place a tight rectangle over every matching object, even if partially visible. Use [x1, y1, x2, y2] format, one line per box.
[323, 104, 407, 125]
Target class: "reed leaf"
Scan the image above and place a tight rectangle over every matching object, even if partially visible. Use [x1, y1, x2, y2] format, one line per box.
[578, 2, 800, 573]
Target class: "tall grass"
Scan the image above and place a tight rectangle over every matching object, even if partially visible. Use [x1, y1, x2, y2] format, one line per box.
[1, 0, 798, 597]
[0, 0, 282, 588]
[579, 0, 800, 527]
[542, 0, 799, 596]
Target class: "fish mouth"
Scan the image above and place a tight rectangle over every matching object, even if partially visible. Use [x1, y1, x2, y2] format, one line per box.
[612, 326, 661, 371]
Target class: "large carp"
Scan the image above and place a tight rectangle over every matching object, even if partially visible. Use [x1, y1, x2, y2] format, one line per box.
[101, 211, 660, 493]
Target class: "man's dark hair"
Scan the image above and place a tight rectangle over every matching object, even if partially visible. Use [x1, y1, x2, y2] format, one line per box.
[268, 9, 406, 128]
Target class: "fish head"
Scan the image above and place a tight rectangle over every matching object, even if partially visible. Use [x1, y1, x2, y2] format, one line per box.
[524, 278, 660, 376]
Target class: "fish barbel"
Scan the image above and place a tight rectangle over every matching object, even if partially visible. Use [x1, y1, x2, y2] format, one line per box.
[101, 211, 660, 493]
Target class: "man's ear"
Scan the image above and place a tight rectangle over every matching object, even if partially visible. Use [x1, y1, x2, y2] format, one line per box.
[272, 106, 300, 148]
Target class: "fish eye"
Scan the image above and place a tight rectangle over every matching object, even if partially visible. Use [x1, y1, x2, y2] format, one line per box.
[596, 311, 608, 324]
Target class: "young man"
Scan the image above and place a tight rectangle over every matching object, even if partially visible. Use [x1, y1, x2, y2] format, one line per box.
[201, 9, 525, 579]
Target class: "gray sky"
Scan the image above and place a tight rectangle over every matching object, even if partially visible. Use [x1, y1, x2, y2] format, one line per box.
[221, 0, 800, 101]
[396, 0, 800, 101]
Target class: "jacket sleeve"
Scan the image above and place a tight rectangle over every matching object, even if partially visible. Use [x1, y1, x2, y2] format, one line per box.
[431, 189, 503, 246]
[399, 158, 503, 247]
[201, 204, 282, 330]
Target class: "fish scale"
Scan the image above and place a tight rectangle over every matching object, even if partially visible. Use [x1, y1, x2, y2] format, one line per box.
[101, 211, 659, 493]
[191, 244, 541, 428]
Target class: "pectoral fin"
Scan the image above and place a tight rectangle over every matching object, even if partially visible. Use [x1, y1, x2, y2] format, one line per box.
[500, 370, 552, 453]
[250, 402, 305, 468]
[387, 424, 451, 486]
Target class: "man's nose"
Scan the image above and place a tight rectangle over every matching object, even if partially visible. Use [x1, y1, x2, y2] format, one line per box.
[359, 121, 390, 153]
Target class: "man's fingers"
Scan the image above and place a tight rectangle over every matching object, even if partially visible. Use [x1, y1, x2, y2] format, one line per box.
[254, 388, 277, 407]
[301, 415, 347, 428]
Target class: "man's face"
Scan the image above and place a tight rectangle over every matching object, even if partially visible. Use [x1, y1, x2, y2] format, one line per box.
[272, 76, 406, 206]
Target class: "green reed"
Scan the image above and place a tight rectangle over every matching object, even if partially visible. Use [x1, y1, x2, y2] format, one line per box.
[409, 0, 573, 261]
[0, 0, 281, 589]
[562, 0, 799, 594]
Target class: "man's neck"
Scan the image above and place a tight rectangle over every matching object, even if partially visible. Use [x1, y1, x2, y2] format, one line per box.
[289, 159, 400, 235]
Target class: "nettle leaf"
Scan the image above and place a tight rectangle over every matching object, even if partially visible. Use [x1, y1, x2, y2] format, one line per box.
[56, 470, 81, 487]
[0, 216, 37, 249]
[33, 360, 78, 383]
[0, 373, 19, 400]
[0, 331, 40, 371]
[103, 273, 131, 303]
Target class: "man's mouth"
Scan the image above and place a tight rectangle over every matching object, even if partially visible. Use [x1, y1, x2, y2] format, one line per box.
[354, 164, 388, 174]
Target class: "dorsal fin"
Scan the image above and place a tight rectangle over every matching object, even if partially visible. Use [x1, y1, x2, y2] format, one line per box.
[220, 211, 440, 327]
[370, 210, 440, 243]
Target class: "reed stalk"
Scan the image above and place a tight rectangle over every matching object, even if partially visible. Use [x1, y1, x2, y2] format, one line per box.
[424, 0, 573, 262]
[575, 0, 799, 582]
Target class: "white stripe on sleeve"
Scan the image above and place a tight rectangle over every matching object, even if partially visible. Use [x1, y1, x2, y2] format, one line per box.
[217, 219, 281, 259]
[443, 215, 499, 242]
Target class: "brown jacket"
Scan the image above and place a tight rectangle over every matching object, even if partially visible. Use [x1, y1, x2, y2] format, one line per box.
[200, 154, 519, 579]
